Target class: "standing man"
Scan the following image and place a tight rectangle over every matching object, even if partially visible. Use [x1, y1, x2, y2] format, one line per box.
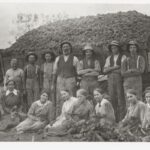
[24, 52, 41, 110]
[104, 40, 126, 122]
[52, 42, 79, 118]
[77, 43, 101, 95]
[4, 58, 24, 92]
[121, 40, 145, 100]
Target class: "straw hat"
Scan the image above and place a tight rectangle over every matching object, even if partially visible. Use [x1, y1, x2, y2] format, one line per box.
[127, 40, 139, 53]
[26, 52, 38, 62]
[108, 40, 121, 52]
[83, 43, 94, 51]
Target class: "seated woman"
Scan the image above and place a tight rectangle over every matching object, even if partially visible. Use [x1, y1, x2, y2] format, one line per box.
[142, 88, 150, 131]
[46, 89, 78, 129]
[93, 88, 115, 126]
[119, 89, 146, 134]
[16, 90, 54, 133]
[0, 79, 23, 131]
[45, 89, 94, 136]
[67, 89, 94, 133]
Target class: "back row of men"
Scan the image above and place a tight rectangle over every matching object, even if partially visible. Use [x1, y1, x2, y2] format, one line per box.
[4, 40, 145, 122]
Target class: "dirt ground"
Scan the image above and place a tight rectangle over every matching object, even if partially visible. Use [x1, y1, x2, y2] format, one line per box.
[0, 86, 78, 142]
[0, 131, 74, 142]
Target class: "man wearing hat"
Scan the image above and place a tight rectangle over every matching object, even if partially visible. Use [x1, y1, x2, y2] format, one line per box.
[121, 40, 145, 100]
[77, 43, 101, 95]
[52, 42, 79, 118]
[24, 52, 41, 110]
[104, 40, 126, 122]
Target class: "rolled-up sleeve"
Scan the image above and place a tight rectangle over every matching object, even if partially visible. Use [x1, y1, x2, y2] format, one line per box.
[121, 58, 128, 75]
[95, 60, 101, 72]
[104, 56, 110, 68]
[73, 56, 79, 67]
[73, 56, 79, 71]
[121, 55, 126, 63]
[28, 102, 36, 116]
[52, 56, 60, 74]
[138, 56, 145, 73]
[77, 60, 83, 74]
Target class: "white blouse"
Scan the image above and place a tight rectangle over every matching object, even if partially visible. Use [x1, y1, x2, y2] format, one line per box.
[52, 97, 78, 127]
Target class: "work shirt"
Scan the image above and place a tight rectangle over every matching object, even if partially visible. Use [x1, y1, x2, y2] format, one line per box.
[104, 55, 126, 68]
[4, 68, 24, 90]
[41, 62, 53, 80]
[52, 97, 78, 127]
[71, 100, 94, 121]
[53, 55, 79, 75]
[0, 89, 22, 114]
[121, 55, 145, 78]
[77, 59, 101, 75]
[95, 98, 115, 124]
[28, 100, 54, 123]
[122, 101, 146, 126]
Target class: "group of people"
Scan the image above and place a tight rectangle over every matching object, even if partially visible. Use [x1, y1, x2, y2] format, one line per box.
[0, 40, 149, 138]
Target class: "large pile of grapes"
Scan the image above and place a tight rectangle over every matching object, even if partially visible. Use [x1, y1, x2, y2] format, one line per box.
[5, 11, 150, 56]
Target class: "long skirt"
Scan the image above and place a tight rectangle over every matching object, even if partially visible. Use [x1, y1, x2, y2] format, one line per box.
[16, 118, 47, 132]
[0, 114, 20, 131]
[108, 73, 126, 122]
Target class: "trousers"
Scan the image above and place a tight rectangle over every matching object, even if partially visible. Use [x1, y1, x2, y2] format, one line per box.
[108, 73, 126, 122]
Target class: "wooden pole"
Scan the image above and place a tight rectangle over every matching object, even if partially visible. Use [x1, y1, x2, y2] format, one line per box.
[0, 51, 5, 83]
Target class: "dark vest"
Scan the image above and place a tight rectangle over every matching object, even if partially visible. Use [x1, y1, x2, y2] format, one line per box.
[57, 55, 76, 78]
[82, 58, 95, 69]
[110, 54, 122, 67]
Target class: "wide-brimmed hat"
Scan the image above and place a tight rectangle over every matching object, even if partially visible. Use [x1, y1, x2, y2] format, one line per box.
[26, 52, 38, 62]
[127, 40, 139, 53]
[41, 50, 56, 62]
[98, 75, 108, 82]
[108, 40, 121, 52]
[6, 79, 16, 86]
[83, 43, 94, 51]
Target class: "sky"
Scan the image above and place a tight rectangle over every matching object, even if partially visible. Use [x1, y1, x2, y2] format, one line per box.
[1, 3, 150, 49]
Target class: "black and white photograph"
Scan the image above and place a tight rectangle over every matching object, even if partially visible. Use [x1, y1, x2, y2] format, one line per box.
[0, 0, 150, 143]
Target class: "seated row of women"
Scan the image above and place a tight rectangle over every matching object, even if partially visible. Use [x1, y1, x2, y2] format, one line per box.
[0, 79, 150, 136]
